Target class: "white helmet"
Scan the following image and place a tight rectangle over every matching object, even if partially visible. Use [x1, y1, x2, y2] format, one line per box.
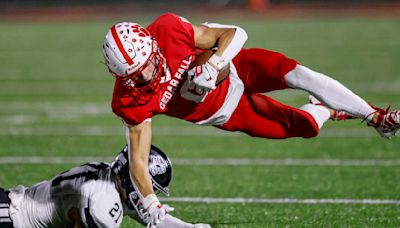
[102, 22, 160, 78]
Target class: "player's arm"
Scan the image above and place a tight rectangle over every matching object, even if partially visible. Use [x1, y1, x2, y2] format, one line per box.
[127, 120, 153, 197]
[127, 120, 173, 227]
[188, 23, 247, 90]
[193, 25, 236, 57]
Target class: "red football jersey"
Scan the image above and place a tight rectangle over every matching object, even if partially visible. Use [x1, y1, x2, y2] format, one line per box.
[111, 13, 234, 126]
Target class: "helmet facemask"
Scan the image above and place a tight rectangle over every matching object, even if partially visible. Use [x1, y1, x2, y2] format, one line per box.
[120, 48, 165, 106]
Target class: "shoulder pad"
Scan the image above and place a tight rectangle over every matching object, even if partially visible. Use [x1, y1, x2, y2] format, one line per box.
[81, 188, 123, 228]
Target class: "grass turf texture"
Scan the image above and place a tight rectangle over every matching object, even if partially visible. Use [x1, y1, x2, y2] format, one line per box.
[0, 164, 399, 227]
[1, 17, 400, 227]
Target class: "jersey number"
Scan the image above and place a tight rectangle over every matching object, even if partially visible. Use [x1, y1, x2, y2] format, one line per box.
[109, 203, 122, 224]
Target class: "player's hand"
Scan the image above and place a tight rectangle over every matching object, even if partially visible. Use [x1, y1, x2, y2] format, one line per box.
[187, 62, 218, 91]
[145, 202, 174, 228]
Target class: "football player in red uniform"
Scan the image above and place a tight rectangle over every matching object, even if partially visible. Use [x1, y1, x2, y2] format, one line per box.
[102, 13, 399, 226]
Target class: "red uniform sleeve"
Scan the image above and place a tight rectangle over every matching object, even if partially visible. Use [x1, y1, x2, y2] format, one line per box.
[147, 13, 196, 73]
[111, 81, 154, 126]
[112, 104, 152, 126]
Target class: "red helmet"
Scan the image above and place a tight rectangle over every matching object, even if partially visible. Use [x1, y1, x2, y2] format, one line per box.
[103, 22, 165, 105]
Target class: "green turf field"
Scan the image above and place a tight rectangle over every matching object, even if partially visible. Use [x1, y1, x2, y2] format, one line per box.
[1, 16, 400, 227]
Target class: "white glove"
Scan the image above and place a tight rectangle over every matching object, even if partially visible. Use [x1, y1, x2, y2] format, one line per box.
[187, 62, 218, 91]
[146, 204, 174, 228]
[143, 194, 174, 228]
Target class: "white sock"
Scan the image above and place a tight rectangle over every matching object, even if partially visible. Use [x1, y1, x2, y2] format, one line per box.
[285, 65, 375, 120]
[299, 104, 331, 129]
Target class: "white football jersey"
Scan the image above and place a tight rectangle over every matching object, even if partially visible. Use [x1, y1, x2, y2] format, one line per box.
[8, 162, 123, 228]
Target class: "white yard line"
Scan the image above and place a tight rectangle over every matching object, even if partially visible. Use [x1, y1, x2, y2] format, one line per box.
[0, 156, 113, 164]
[0, 126, 377, 137]
[160, 197, 400, 205]
[0, 156, 399, 166]
[173, 158, 400, 166]
[0, 102, 109, 113]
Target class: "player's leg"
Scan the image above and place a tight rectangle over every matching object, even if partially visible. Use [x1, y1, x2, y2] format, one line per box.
[233, 48, 374, 118]
[249, 93, 332, 132]
[230, 48, 333, 136]
[233, 48, 399, 138]
[233, 48, 298, 93]
[220, 94, 328, 139]
[285, 65, 375, 119]
[285, 65, 400, 138]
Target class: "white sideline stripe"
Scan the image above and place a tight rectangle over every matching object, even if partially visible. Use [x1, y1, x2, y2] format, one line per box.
[160, 197, 400, 205]
[1, 157, 400, 166]
[173, 158, 400, 166]
[0, 156, 113, 164]
[0, 126, 377, 137]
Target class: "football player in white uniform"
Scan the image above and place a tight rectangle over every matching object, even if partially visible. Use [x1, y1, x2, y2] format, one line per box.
[0, 145, 210, 228]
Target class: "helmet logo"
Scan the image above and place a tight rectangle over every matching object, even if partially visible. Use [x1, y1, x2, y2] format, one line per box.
[132, 26, 150, 37]
[149, 154, 168, 176]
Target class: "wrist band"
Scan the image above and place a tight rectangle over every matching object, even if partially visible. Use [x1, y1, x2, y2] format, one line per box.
[142, 193, 160, 209]
[208, 54, 228, 71]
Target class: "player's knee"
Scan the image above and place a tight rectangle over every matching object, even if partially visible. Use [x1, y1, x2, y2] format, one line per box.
[292, 107, 323, 138]
[302, 124, 320, 138]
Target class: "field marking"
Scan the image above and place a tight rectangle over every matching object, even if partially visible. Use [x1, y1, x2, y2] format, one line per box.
[0, 156, 113, 164]
[2, 80, 400, 93]
[0, 126, 377, 137]
[0, 156, 399, 167]
[173, 158, 400, 166]
[160, 197, 400, 205]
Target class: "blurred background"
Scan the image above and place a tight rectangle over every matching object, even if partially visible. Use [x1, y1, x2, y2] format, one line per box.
[1, 0, 400, 8]
[1, 0, 400, 227]
[2, 0, 400, 20]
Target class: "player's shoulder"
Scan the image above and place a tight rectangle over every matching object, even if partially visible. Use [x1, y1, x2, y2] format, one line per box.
[81, 183, 123, 227]
[111, 90, 156, 126]
[153, 13, 191, 26]
[80, 166, 114, 191]
[149, 13, 193, 34]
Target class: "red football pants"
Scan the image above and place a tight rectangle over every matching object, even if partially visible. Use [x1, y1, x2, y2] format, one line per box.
[220, 48, 319, 139]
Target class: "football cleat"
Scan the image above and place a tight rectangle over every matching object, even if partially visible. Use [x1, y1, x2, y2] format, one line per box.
[308, 95, 356, 121]
[366, 105, 400, 139]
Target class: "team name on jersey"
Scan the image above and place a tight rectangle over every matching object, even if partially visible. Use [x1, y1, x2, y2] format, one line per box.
[160, 56, 193, 110]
